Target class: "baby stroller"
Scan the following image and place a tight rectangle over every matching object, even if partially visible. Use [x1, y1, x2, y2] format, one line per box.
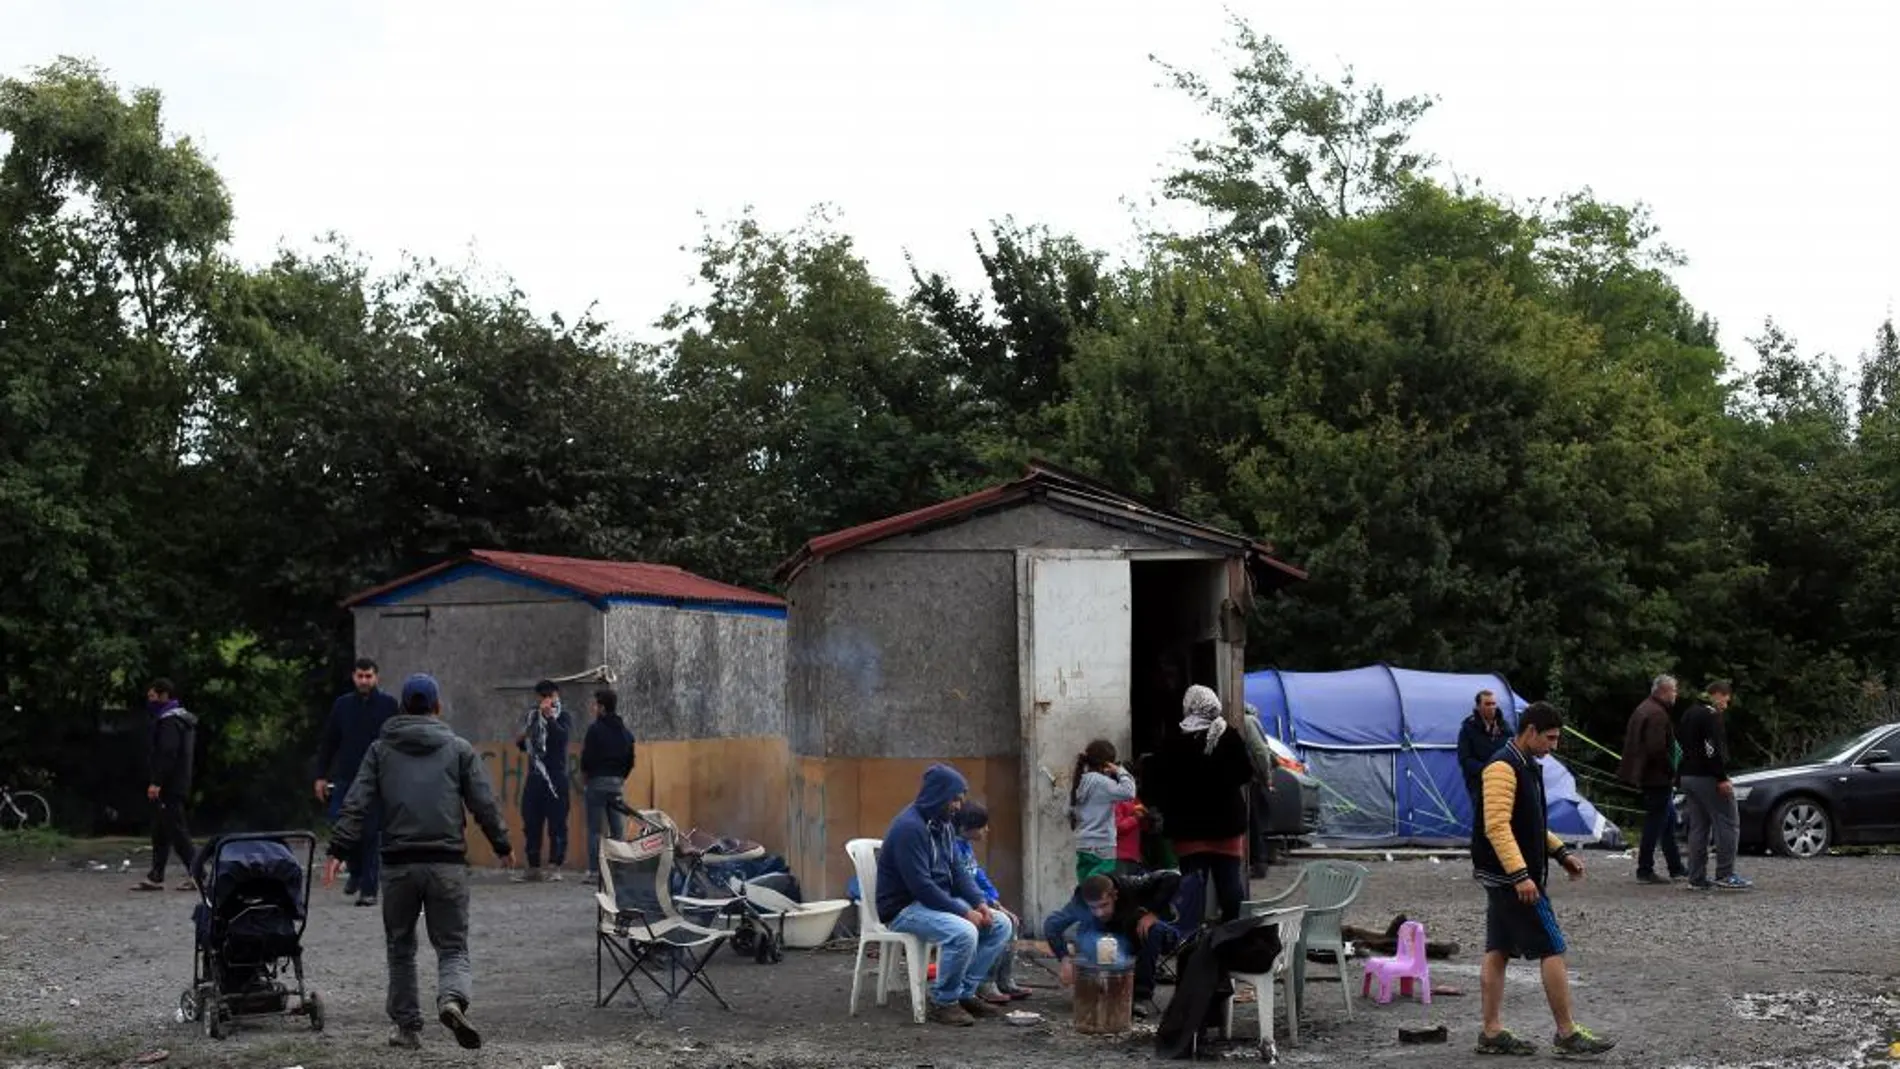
[178, 831, 324, 1039]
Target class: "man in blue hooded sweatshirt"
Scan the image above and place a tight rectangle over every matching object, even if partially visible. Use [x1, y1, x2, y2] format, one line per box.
[876, 763, 1014, 1026]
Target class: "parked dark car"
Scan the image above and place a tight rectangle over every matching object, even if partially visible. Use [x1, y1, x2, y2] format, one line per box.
[1675, 723, 1900, 858]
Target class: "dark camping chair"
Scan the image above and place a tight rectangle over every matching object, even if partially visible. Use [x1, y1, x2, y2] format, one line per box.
[594, 812, 732, 1016]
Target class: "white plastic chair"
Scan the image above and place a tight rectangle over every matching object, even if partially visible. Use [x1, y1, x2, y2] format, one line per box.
[844, 837, 938, 1024]
[1221, 904, 1306, 1062]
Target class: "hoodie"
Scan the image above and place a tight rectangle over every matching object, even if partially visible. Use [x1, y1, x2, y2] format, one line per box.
[951, 836, 1002, 906]
[331, 714, 512, 867]
[875, 763, 983, 923]
[580, 712, 635, 780]
[148, 701, 198, 795]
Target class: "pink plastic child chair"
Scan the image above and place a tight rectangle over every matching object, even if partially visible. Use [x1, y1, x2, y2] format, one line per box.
[1360, 920, 1432, 1004]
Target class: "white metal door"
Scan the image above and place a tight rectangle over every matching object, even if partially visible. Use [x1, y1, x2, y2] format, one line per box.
[1017, 551, 1132, 930]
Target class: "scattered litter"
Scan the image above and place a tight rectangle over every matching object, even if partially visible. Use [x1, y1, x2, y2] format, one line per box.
[1429, 856, 1441, 864]
[68, 998, 80, 1007]
[172, 1008, 186, 1023]
[1005, 1010, 1041, 1026]
[1383, 852, 1395, 862]
[542, 1063, 565, 1069]
[87, 861, 109, 871]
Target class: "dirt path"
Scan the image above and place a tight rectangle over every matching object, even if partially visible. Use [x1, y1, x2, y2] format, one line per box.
[2, 846, 1896, 1068]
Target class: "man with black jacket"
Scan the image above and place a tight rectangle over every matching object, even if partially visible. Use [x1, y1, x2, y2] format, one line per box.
[1458, 689, 1510, 810]
[1471, 702, 1614, 1058]
[315, 658, 400, 905]
[1677, 681, 1752, 891]
[580, 687, 635, 887]
[133, 679, 198, 892]
[327, 673, 514, 1051]
[513, 680, 571, 882]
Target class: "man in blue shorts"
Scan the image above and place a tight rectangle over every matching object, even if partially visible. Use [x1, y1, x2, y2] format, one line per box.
[1470, 701, 1615, 1057]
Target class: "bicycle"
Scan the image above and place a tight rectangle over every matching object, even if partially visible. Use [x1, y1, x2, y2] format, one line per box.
[0, 785, 51, 830]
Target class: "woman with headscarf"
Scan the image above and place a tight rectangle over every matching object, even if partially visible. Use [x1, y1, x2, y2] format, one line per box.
[1154, 684, 1255, 924]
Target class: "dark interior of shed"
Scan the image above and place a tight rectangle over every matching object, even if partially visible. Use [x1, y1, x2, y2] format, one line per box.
[1128, 559, 1225, 767]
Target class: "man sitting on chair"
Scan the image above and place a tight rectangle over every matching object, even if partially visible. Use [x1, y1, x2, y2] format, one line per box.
[875, 763, 1014, 1027]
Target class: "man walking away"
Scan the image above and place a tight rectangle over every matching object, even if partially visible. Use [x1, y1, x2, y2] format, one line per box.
[134, 679, 197, 892]
[1678, 681, 1751, 891]
[326, 673, 515, 1051]
[513, 680, 571, 882]
[1471, 702, 1615, 1057]
[314, 658, 400, 905]
[580, 687, 635, 887]
[875, 763, 1014, 1026]
[1617, 674, 1685, 884]
[1459, 689, 1510, 811]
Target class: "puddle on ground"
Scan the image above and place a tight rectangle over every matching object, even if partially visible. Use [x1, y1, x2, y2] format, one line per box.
[1663, 991, 1899, 1069]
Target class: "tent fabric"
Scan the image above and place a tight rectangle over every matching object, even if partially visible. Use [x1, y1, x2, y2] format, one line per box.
[1246, 665, 1622, 848]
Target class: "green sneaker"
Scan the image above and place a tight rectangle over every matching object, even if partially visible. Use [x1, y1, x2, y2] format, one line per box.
[1554, 1025, 1616, 1057]
[1475, 1029, 1537, 1055]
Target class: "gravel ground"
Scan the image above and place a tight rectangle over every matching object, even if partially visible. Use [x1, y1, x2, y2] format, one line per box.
[2, 843, 1897, 1069]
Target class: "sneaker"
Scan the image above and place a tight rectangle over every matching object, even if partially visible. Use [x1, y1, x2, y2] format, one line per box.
[1000, 986, 1033, 1001]
[1684, 878, 1713, 891]
[927, 1001, 976, 1027]
[975, 984, 1012, 1005]
[1713, 874, 1754, 891]
[545, 869, 565, 883]
[1553, 1025, 1616, 1056]
[132, 878, 164, 892]
[959, 997, 1007, 1019]
[1635, 871, 1669, 885]
[1475, 1029, 1537, 1056]
[356, 893, 378, 907]
[387, 1025, 422, 1050]
[438, 1000, 481, 1049]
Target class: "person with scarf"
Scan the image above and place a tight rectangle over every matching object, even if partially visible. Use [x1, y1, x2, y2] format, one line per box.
[512, 680, 571, 882]
[133, 678, 199, 892]
[1153, 684, 1254, 924]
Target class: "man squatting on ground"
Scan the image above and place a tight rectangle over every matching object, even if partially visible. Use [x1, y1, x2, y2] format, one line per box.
[327, 673, 515, 1051]
[1471, 700, 1615, 1058]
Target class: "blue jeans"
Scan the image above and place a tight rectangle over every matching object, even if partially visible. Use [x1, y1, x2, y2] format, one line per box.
[887, 902, 1014, 1006]
[328, 790, 382, 891]
[583, 777, 627, 875]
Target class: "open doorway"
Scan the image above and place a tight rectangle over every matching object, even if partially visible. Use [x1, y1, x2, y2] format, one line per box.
[1128, 558, 1227, 766]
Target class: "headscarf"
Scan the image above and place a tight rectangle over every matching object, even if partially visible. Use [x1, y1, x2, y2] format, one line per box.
[1180, 684, 1227, 754]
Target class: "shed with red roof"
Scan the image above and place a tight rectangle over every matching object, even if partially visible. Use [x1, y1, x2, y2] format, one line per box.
[342, 549, 787, 864]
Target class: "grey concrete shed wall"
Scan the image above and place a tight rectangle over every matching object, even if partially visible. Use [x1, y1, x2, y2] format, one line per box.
[603, 603, 786, 741]
[784, 500, 1184, 761]
[350, 591, 604, 746]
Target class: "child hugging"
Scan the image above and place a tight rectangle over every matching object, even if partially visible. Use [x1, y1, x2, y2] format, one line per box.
[1070, 739, 1137, 883]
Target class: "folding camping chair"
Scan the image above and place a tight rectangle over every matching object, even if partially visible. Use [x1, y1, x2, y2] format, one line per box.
[595, 816, 733, 1016]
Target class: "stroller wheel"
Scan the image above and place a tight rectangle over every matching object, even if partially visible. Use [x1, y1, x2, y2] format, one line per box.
[756, 929, 782, 965]
[730, 926, 758, 956]
[306, 991, 325, 1032]
[177, 988, 199, 1023]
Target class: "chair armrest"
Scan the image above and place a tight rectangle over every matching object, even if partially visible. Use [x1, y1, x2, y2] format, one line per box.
[1245, 885, 1301, 912]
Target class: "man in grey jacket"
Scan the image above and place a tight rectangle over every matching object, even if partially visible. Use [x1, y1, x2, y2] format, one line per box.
[328, 673, 515, 1051]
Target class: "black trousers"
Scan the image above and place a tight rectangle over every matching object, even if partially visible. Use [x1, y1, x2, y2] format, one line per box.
[148, 795, 194, 882]
[1179, 852, 1246, 925]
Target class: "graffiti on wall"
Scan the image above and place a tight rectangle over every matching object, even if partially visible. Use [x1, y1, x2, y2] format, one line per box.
[476, 743, 585, 805]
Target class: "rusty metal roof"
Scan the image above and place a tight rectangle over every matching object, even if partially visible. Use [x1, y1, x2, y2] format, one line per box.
[342, 549, 786, 610]
[774, 461, 1306, 585]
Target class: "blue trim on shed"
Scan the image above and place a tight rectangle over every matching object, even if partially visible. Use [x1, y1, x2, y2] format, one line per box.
[359, 562, 785, 618]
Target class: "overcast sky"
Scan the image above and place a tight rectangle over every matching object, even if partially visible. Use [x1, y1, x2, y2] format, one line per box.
[4, 1, 1895, 371]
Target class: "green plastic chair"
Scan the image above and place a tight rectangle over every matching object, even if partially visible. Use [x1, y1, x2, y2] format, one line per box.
[1246, 860, 1368, 1022]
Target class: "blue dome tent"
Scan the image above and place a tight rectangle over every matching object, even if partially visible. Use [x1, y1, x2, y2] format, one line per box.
[1246, 666, 1622, 848]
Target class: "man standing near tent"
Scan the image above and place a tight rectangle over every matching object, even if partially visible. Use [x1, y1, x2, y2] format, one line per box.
[1459, 689, 1510, 809]
[1618, 674, 1686, 884]
[1472, 701, 1615, 1057]
[1677, 681, 1752, 891]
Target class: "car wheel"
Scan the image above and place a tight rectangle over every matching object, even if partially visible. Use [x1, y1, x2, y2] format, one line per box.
[1769, 797, 1831, 858]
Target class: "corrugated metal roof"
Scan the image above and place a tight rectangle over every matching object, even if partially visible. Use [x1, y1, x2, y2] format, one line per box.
[341, 549, 785, 609]
[774, 462, 1306, 585]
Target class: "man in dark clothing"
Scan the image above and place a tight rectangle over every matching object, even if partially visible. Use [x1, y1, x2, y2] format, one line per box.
[875, 763, 1013, 1027]
[1616, 674, 1685, 884]
[327, 673, 514, 1051]
[133, 678, 197, 892]
[1471, 702, 1615, 1057]
[579, 687, 635, 887]
[513, 680, 571, 882]
[315, 657, 400, 905]
[1458, 689, 1510, 809]
[1045, 869, 1184, 1008]
[1677, 681, 1752, 891]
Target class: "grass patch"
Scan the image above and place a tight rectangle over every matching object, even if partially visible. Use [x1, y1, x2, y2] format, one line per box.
[0, 1021, 68, 1057]
[0, 828, 72, 863]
